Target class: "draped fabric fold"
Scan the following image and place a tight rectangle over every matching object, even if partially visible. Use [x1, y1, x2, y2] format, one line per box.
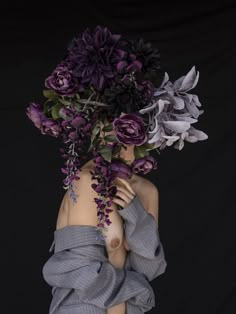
[42, 194, 167, 313]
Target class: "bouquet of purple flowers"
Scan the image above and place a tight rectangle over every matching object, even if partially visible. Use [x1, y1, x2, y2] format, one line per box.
[26, 25, 208, 232]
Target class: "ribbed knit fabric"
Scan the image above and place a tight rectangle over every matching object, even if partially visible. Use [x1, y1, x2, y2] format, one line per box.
[42, 194, 167, 313]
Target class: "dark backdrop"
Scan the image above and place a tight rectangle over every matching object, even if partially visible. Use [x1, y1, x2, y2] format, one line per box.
[1, 1, 236, 313]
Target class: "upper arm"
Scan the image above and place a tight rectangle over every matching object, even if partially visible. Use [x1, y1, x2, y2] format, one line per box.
[65, 169, 101, 227]
[147, 183, 159, 227]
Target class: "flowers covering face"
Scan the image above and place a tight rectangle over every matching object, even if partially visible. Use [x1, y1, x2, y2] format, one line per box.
[26, 25, 208, 232]
[102, 76, 154, 118]
[139, 66, 208, 150]
[65, 26, 127, 91]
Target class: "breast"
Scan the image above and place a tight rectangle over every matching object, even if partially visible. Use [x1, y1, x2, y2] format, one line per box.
[100, 204, 125, 254]
[56, 191, 126, 254]
[102, 211, 125, 254]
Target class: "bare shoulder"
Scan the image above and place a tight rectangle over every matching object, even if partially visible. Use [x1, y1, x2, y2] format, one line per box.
[134, 175, 159, 199]
[134, 175, 159, 226]
[61, 167, 101, 227]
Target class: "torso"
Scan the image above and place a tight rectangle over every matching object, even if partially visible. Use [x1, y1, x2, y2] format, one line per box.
[55, 160, 151, 254]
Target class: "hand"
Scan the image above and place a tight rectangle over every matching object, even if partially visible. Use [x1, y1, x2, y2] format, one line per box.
[112, 177, 136, 209]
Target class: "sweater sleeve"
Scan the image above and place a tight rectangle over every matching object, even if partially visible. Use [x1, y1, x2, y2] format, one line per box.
[42, 244, 155, 312]
[117, 194, 167, 281]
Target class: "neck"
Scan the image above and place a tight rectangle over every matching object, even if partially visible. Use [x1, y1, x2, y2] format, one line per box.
[118, 144, 135, 165]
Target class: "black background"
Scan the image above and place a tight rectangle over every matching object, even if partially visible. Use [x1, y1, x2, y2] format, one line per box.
[1, 1, 236, 313]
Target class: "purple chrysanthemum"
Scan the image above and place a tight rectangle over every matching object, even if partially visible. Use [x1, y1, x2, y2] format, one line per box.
[66, 25, 127, 91]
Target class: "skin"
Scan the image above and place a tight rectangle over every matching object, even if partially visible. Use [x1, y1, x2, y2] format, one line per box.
[56, 114, 159, 314]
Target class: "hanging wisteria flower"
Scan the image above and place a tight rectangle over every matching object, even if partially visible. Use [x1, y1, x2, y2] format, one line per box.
[66, 25, 127, 91]
[59, 108, 93, 202]
[113, 113, 147, 145]
[45, 60, 82, 96]
[132, 155, 157, 174]
[26, 102, 62, 137]
[139, 66, 208, 150]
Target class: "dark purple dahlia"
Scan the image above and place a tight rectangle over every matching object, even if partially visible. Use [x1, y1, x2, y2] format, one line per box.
[120, 37, 161, 84]
[116, 52, 143, 74]
[66, 25, 127, 91]
[129, 38, 161, 74]
[101, 76, 151, 118]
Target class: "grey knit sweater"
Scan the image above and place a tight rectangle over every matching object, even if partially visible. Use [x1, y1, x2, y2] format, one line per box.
[42, 194, 167, 313]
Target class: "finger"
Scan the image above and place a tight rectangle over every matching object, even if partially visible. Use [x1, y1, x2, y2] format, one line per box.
[115, 185, 134, 199]
[112, 196, 126, 209]
[115, 189, 132, 204]
[116, 177, 136, 195]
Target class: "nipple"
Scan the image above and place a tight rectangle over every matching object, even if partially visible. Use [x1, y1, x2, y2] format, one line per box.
[110, 238, 121, 248]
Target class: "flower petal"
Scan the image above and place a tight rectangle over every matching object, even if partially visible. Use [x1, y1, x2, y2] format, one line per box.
[159, 72, 169, 88]
[163, 121, 191, 133]
[163, 135, 180, 146]
[173, 96, 185, 110]
[173, 66, 199, 92]
[185, 126, 208, 142]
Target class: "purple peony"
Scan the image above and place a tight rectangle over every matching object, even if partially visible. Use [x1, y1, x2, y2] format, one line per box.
[66, 25, 127, 91]
[113, 113, 147, 146]
[45, 61, 82, 96]
[26, 102, 62, 137]
[132, 155, 157, 174]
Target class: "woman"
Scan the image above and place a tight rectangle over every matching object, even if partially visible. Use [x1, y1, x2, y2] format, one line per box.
[54, 120, 163, 313]
[27, 25, 207, 314]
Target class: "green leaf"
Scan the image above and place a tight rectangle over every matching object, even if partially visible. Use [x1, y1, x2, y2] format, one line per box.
[43, 99, 57, 116]
[58, 98, 72, 106]
[104, 134, 117, 142]
[43, 89, 58, 100]
[43, 100, 51, 115]
[99, 145, 112, 162]
[88, 137, 102, 151]
[73, 102, 83, 110]
[134, 145, 148, 159]
[51, 103, 63, 120]
[75, 93, 80, 101]
[102, 124, 113, 132]
[91, 123, 101, 144]
[142, 142, 155, 149]
[154, 147, 161, 155]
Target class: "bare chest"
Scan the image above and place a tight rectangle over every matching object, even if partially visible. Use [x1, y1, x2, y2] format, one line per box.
[56, 179, 149, 253]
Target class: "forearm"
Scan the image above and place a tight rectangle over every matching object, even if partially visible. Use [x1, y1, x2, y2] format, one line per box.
[107, 245, 127, 314]
[118, 194, 167, 281]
